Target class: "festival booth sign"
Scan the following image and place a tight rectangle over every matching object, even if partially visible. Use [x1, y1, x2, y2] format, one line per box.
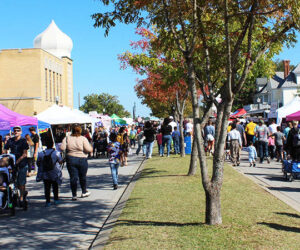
[286, 110, 300, 121]
[271, 96, 300, 124]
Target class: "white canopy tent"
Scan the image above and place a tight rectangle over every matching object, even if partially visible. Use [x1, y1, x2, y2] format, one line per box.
[269, 96, 300, 124]
[36, 105, 95, 125]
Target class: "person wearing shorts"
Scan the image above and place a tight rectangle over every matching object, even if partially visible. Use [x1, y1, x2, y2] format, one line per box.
[4, 126, 29, 206]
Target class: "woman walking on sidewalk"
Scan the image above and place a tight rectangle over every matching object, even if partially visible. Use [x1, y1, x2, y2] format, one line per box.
[37, 137, 63, 207]
[107, 133, 121, 190]
[60, 125, 93, 200]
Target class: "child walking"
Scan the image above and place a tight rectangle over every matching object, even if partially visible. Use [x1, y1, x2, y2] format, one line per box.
[246, 141, 257, 167]
[107, 133, 121, 190]
[37, 137, 63, 207]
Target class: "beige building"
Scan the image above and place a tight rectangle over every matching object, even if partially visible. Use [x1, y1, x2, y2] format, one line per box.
[0, 20, 73, 116]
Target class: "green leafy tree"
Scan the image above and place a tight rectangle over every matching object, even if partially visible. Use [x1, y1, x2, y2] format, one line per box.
[80, 93, 131, 117]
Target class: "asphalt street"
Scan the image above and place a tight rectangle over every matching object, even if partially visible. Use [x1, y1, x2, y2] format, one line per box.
[0, 152, 144, 249]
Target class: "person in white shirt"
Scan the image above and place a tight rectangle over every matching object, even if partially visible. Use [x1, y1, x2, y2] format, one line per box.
[268, 119, 278, 135]
[185, 119, 193, 136]
[227, 123, 242, 166]
[168, 116, 177, 132]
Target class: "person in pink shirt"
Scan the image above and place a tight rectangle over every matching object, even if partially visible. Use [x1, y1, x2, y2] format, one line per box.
[268, 135, 275, 161]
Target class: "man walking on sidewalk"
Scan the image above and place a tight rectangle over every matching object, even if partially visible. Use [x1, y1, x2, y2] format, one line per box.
[255, 120, 270, 164]
[227, 123, 242, 166]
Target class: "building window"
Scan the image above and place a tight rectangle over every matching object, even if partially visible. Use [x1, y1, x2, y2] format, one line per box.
[53, 71, 56, 103]
[45, 68, 48, 101]
[56, 73, 59, 98]
[60, 74, 62, 103]
[49, 70, 52, 102]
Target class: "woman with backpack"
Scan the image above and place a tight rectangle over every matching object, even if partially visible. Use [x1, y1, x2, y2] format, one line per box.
[37, 136, 63, 207]
[60, 125, 93, 200]
[117, 126, 130, 166]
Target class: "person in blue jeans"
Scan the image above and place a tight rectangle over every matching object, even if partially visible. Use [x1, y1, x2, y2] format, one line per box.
[60, 125, 93, 200]
[172, 127, 180, 154]
[161, 117, 173, 157]
[143, 121, 156, 159]
[107, 133, 121, 190]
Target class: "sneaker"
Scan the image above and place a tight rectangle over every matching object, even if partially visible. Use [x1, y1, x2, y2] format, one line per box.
[237, 162, 240, 166]
[54, 200, 61, 205]
[45, 202, 51, 207]
[249, 163, 252, 167]
[72, 196, 77, 201]
[81, 191, 91, 198]
[233, 163, 236, 167]
[253, 163, 256, 167]
[160, 154, 164, 157]
[147, 156, 152, 159]
[113, 184, 118, 190]
[267, 157, 270, 164]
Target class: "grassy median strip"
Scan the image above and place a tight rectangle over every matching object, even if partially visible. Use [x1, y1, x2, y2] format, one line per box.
[105, 153, 300, 249]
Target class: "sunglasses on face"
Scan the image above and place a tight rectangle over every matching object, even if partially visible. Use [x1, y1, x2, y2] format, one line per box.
[14, 130, 21, 133]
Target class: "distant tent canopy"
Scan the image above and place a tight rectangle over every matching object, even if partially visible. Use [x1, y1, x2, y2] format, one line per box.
[230, 108, 247, 119]
[286, 110, 300, 121]
[111, 114, 127, 125]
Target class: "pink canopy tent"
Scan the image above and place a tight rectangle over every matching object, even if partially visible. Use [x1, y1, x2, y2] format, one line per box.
[286, 110, 300, 121]
[0, 104, 38, 127]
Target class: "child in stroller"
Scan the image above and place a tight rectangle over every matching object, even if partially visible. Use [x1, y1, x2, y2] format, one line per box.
[95, 132, 108, 158]
[0, 154, 18, 215]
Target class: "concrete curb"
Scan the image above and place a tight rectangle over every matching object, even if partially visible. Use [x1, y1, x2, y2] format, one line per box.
[89, 158, 146, 249]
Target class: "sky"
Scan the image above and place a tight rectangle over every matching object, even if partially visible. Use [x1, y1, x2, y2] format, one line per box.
[0, 0, 299, 117]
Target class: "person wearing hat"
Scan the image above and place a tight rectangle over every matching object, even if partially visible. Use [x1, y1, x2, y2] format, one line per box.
[254, 120, 270, 164]
[4, 126, 29, 207]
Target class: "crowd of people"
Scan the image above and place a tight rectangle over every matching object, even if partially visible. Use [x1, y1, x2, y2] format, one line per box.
[217, 118, 300, 167]
[0, 116, 193, 209]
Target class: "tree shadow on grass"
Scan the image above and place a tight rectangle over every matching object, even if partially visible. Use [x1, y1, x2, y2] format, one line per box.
[117, 219, 203, 227]
[258, 222, 300, 233]
[275, 212, 300, 219]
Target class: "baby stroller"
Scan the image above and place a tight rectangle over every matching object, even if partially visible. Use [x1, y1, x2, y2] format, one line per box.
[282, 160, 300, 182]
[0, 154, 28, 215]
[95, 133, 108, 158]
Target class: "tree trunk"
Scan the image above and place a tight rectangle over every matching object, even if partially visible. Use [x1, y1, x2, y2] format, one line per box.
[179, 113, 185, 157]
[205, 185, 222, 225]
[188, 137, 197, 175]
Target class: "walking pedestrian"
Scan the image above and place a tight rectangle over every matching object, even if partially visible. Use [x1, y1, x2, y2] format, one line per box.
[245, 118, 257, 146]
[161, 118, 172, 157]
[227, 123, 242, 166]
[107, 133, 121, 190]
[25, 134, 34, 177]
[29, 127, 39, 174]
[129, 125, 137, 148]
[37, 136, 63, 207]
[172, 127, 180, 154]
[136, 128, 145, 156]
[273, 126, 285, 162]
[204, 120, 215, 156]
[156, 130, 163, 155]
[255, 120, 270, 164]
[143, 121, 156, 159]
[245, 141, 257, 167]
[268, 135, 276, 160]
[60, 125, 93, 200]
[3, 126, 29, 208]
[286, 120, 300, 161]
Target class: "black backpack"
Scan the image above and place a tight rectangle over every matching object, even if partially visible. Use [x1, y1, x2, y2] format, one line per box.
[292, 128, 300, 147]
[42, 149, 56, 172]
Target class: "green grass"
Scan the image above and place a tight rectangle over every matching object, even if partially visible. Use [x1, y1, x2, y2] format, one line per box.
[105, 152, 300, 249]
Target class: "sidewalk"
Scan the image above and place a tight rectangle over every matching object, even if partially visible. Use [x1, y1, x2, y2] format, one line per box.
[0, 152, 144, 249]
[234, 150, 300, 212]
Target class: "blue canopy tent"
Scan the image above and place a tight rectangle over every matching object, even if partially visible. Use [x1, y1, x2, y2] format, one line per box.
[0, 120, 51, 138]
